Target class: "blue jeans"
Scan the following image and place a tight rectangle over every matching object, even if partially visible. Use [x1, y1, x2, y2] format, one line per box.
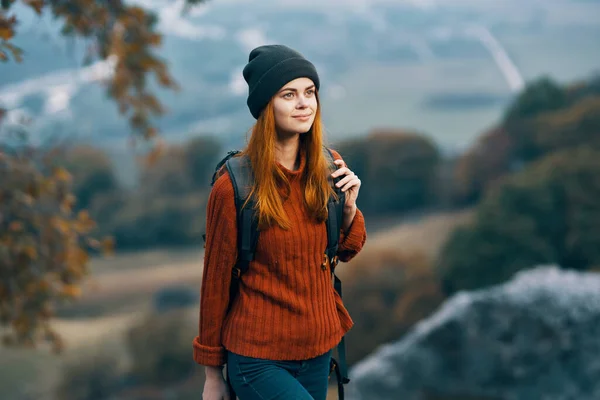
[226, 349, 333, 400]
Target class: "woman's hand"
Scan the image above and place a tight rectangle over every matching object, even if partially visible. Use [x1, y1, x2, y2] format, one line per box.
[331, 159, 361, 232]
[203, 366, 231, 400]
[331, 159, 361, 209]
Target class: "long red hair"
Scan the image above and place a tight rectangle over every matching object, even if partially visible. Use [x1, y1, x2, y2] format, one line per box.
[240, 94, 336, 230]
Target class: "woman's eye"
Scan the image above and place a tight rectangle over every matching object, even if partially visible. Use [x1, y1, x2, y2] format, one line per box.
[283, 92, 294, 99]
[306, 89, 315, 95]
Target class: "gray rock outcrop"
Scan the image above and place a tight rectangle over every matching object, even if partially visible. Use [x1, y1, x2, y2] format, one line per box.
[346, 266, 600, 400]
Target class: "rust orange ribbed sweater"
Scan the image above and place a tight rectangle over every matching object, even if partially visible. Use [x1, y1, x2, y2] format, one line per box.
[192, 149, 367, 366]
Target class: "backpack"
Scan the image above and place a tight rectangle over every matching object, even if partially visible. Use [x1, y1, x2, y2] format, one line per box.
[204, 146, 350, 399]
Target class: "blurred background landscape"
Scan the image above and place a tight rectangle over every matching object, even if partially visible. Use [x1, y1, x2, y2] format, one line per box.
[1, 0, 599, 399]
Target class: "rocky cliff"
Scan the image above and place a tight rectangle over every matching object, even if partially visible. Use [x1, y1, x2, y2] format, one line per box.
[346, 266, 600, 400]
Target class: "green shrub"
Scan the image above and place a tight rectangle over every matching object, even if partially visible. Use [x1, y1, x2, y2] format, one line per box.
[55, 352, 122, 400]
[439, 147, 600, 293]
[343, 250, 446, 366]
[504, 77, 567, 123]
[101, 192, 207, 249]
[126, 309, 197, 386]
[185, 135, 223, 188]
[451, 127, 514, 205]
[59, 146, 120, 210]
[138, 135, 222, 195]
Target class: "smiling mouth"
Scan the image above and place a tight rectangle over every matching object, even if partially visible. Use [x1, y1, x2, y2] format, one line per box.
[293, 114, 312, 119]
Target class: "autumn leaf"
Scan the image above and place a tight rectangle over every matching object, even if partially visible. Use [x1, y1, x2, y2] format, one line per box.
[61, 284, 81, 298]
[23, 0, 45, 15]
[0, 14, 16, 39]
[53, 167, 72, 183]
[23, 246, 37, 260]
[51, 217, 71, 235]
[76, 210, 96, 232]
[9, 221, 23, 232]
[102, 237, 115, 256]
[60, 194, 76, 213]
[3, 41, 23, 62]
[144, 140, 165, 166]
[148, 33, 161, 46]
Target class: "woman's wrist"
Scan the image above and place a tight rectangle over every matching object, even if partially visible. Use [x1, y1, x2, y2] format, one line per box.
[342, 203, 357, 232]
[344, 203, 357, 213]
[205, 365, 224, 379]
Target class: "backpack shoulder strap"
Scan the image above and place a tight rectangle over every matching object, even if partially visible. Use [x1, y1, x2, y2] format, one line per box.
[203, 150, 245, 245]
[323, 147, 345, 266]
[211, 150, 242, 187]
[322, 147, 351, 388]
[224, 154, 259, 302]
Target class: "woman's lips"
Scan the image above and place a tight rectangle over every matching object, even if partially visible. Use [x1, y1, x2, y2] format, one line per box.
[293, 114, 312, 121]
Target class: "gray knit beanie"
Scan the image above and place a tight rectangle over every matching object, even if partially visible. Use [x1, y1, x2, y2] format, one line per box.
[243, 44, 320, 119]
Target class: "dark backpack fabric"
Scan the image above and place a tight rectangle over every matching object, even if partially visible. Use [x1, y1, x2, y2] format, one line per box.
[204, 147, 350, 399]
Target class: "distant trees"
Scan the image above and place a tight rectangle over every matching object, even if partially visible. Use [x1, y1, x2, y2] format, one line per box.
[59, 146, 120, 211]
[451, 75, 600, 205]
[451, 126, 514, 205]
[99, 135, 221, 249]
[335, 129, 441, 213]
[441, 75, 600, 293]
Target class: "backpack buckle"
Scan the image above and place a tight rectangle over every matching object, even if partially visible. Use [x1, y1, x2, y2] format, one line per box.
[232, 267, 241, 279]
[330, 255, 339, 268]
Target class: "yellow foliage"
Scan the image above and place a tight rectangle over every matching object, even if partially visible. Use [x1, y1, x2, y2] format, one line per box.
[61, 284, 82, 299]
[0, 15, 17, 41]
[9, 221, 23, 232]
[23, 246, 38, 260]
[53, 166, 73, 183]
[67, 248, 89, 273]
[51, 217, 72, 235]
[102, 237, 115, 256]
[12, 315, 30, 334]
[76, 210, 96, 232]
[24, 0, 45, 15]
[38, 280, 50, 292]
[61, 194, 76, 213]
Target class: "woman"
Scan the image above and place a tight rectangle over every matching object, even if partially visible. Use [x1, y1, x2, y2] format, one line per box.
[193, 44, 367, 400]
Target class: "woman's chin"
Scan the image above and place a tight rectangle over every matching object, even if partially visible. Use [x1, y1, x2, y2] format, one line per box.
[294, 121, 315, 134]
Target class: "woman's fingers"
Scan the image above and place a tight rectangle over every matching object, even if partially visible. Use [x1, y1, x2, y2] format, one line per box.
[341, 176, 361, 192]
[335, 172, 355, 188]
[331, 166, 350, 178]
[331, 160, 361, 193]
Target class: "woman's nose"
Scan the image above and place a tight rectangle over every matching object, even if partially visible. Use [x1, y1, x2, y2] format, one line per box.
[297, 95, 309, 108]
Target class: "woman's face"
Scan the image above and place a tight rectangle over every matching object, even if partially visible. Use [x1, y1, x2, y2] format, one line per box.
[272, 77, 318, 136]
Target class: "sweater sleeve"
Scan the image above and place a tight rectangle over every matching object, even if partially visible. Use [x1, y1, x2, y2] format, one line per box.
[193, 172, 238, 366]
[328, 148, 367, 263]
